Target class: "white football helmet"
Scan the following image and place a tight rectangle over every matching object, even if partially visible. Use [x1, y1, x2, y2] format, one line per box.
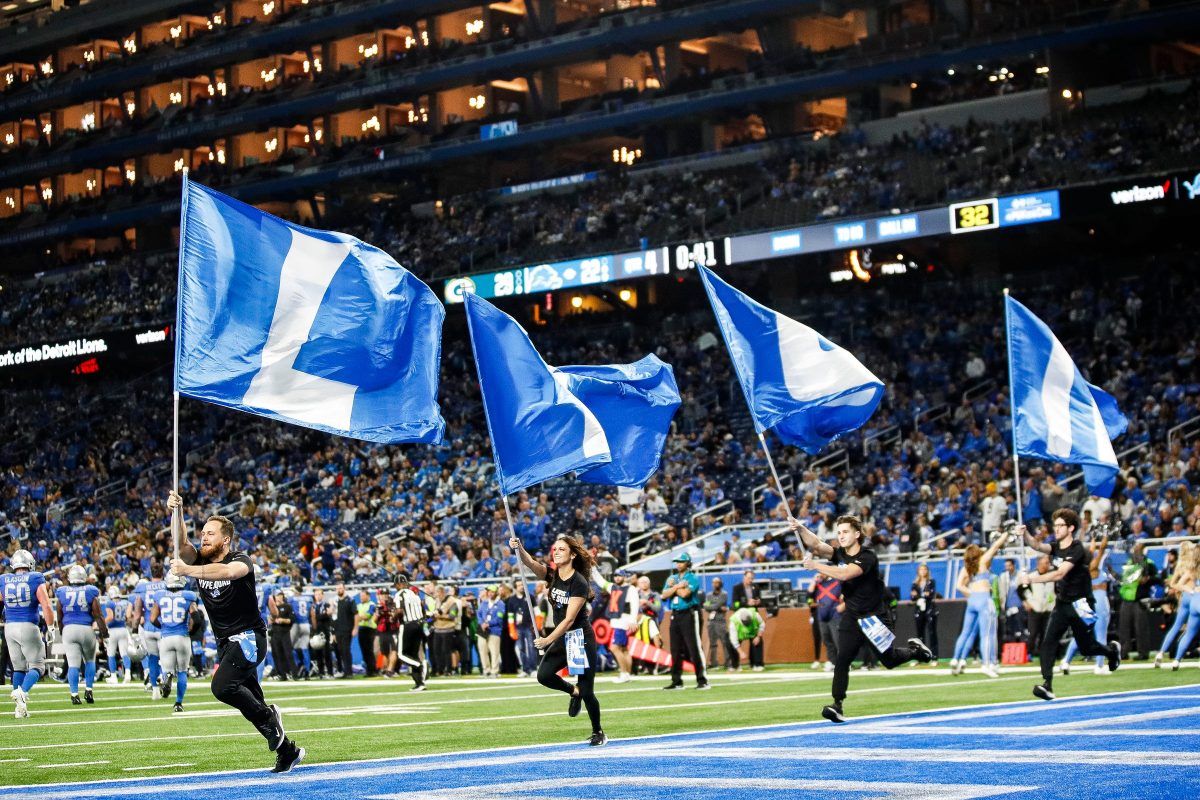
[67, 564, 87, 585]
[309, 632, 327, 650]
[10, 549, 35, 570]
[106, 585, 122, 599]
[128, 637, 146, 662]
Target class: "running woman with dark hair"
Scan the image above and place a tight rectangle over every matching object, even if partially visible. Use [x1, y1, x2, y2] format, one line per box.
[168, 490, 305, 772]
[1020, 507, 1122, 700]
[791, 514, 934, 723]
[510, 533, 606, 746]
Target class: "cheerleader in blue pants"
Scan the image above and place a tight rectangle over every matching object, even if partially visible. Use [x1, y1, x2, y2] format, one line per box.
[1062, 530, 1112, 675]
[1157, 542, 1196, 668]
[1168, 545, 1200, 671]
[950, 530, 1010, 678]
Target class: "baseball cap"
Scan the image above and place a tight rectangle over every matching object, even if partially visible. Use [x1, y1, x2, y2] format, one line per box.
[672, 553, 693, 564]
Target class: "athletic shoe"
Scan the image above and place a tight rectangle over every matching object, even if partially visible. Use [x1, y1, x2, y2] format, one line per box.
[411, 683, 426, 692]
[174, 702, 184, 713]
[270, 740, 305, 774]
[13, 689, 28, 719]
[1154, 652, 1164, 669]
[907, 638, 934, 663]
[71, 694, 82, 706]
[810, 661, 821, 670]
[696, 682, 711, 690]
[981, 666, 1000, 679]
[84, 689, 94, 704]
[266, 704, 286, 752]
[1059, 661, 1070, 676]
[752, 666, 765, 672]
[8, 688, 18, 701]
[1033, 684, 1056, 701]
[162, 674, 173, 700]
[662, 683, 684, 690]
[1094, 664, 1110, 675]
[613, 673, 632, 684]
[821, 703, 846, 724]
[823, 662, 834, 673]
[1107, 641, 1122, 674]
[122, 670, 131, 684]
[105, 675, 118, 685]
[1171, 660, 1182, 671]
[589, 730, 608, 747]
[149, 685, 160, 700]
[568, 691, 582, 718]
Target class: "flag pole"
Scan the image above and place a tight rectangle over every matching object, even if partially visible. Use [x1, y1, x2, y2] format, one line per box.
[501, 491, 543, 655]
[757, 430, 807, 557]
[173, 168, 189, 567]
[1003, 288, 1029, 572]
[172, 391, 180, 564]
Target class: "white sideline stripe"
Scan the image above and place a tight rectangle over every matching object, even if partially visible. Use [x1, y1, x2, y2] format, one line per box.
[868, 691, 1151, 727]
[121, 764, 195, 772]
[1034, 704, 1200, 730]
[4, 682, 1197, 796]
[0, 675, 1025, 752]
[36, 761, 110, 769]
[637, 745, 1200, 767]
[849, 725, 1200, 738]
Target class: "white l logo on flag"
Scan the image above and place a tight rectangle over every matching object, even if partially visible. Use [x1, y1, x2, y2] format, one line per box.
[243, 228, 357, 429]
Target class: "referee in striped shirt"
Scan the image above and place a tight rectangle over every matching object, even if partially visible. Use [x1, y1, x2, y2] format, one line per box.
[394, 574, 428, 692]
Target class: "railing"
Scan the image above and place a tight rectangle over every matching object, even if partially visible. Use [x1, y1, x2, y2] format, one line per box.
[750, 473, 792, 516]
[626, 521, 787, 572]
[916, 527, 962, 554]
[1168, 416, 1200, 450]
[962, 378, 997, 404]
[690, 499, 733, 533]
[94, 479, 127, 500]
[1058, 441, 1151, 498]
[626, 523, 670, 563]
[433, 496, 473, 521]
[914, 403, 950, 429]
[862, 424, 901, 456]
[810, 446, 848, 474]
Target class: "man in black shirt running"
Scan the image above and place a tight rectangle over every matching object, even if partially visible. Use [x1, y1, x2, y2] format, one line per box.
[167, 490, 305, 773]
[792, 514, 933, 723]
[1020, 507, 1121, 700]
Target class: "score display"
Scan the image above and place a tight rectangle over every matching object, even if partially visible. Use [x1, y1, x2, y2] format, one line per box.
[949, 198, 999, 233]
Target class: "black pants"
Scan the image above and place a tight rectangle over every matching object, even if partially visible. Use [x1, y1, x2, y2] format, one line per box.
[1042, 599, 1112, 687]
[269, 627, 296, 679]
[740, 637, 765, 667]
[668, 608, 707, 686]
[333, 628, 354, 676]
[707, 616, 737, 668]
[914, 611, 939, 658]
[818, 617, 839, 664]
[398, 621, 426, 686]
[1028, 610, 1049, 655]
[314, 623, 334, 676]
[537, 636, 601, 733]
[832, 615, 922, 704]
[358, 626, 377, 676]
[1118, 599, 1154, 660]
[432, 630, 456, 675]
[212, 630, 274, 743]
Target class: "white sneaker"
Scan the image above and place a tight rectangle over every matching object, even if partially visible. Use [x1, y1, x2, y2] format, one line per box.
[1153, 652, 1163, 668]
[613, 673, 632, 684]
[1094, 664, 1110, 675]
[981, 665, 1000, 679]
[1059, 661, 1070, 675]
[122, 670, 131, 684]
[150, 685, 160, 700]
[823, 662, 834, 673]
[810, 661, 822, 670]
[13, 689, 28, 719]
[105, 675, 118, 685]
[1171, 660, 1182, 671]
[752, 666, 765, 672]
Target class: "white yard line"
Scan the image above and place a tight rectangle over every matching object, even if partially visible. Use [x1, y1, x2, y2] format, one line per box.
[35, 761, 110, 769]
[1034, 704, 1200, 731]
[121, 764, 195, 772]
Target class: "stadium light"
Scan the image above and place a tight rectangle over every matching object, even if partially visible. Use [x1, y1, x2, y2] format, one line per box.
[571, 296, 583, 308]
[1061, 89, 1073, 99]
[81, 112, 95, 131]
[465, 19, 484, 36]
[3, 133, 12, 145]
[619, 289, 632, 302]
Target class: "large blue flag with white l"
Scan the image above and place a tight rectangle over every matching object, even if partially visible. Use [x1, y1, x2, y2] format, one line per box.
[464, 293, 679, 493]
[1006, 294, 1127, 496]
[698, 265, 883, 454]
[175, 176, 445, 443]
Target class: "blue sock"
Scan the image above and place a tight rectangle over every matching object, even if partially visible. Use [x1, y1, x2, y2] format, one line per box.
[122, 656, 131, 674]
[84, 662, 96, 690]
[108, 656, 117, 673]
[176, 672, 187, 704]
[147, 655, 160, 685]
[68, 667, 80, 695]
[12, 670, 25, 689]
[301, 650, 311, 671]
[20, 669, 40, 694]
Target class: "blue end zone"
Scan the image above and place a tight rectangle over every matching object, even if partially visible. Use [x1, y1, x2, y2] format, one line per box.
[3, 685, 1199, 800]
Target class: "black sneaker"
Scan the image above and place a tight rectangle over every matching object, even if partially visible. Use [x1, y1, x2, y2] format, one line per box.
[662, 683, 684, 691]
[270, 740, 305, 774]
[266, 704, 286, 752]
[821, 703, 846, 723]
[173, 702, 184, 713]
[1033, 683, 1056, 701]
[568, 690, 582, 718]
[1107, 641, 1122, 673]
[162, 674, 173, 700]
[588, 730, 608, 747]
[696, 682, 711, 690]
[84, 689, 94, 704]
[907, 638, 934, 663]
[70, 694, 82, 706]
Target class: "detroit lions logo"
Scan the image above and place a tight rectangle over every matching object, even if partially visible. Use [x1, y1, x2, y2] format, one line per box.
[1183, 173, 1200, 201]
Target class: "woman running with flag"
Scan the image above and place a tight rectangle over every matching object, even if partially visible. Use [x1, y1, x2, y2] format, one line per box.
[510, 533, 606, 746]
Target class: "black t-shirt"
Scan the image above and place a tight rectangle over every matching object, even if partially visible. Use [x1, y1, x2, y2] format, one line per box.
[832, 546, 883, 618]
[548, 569, 592, 637]
[196, 551, 265, 639]
[1050, 539, 1091, 603]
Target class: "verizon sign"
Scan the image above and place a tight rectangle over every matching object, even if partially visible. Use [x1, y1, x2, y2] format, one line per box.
[1110, 179, 1171, 205]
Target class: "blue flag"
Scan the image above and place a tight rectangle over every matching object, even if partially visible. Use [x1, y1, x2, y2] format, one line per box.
[1006, 294, 1127, 496]
[562, 357, 681, 488]
[697, 265, 883, 454]
[175, 176, 445, 443]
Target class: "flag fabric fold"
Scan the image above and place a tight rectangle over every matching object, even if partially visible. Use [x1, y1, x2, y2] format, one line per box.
[697, 265, 883, 454]
[175, 176, 445, 443]
[1006, 294, 1128, 496]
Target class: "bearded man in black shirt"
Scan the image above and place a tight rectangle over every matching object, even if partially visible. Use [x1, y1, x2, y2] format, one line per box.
[1020, 507, 1122, 700]
[791, 514, 934, 723]
[167, 490, 305, 773]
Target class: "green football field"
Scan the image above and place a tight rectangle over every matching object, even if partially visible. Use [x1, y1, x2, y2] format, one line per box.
[1, 663, 1197, 788]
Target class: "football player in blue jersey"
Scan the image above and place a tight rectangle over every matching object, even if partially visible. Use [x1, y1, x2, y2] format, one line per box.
[103, 586, 134, 684]
[1, 549, 57, 718]
[132, 561, 168, 698]
[55, 565, 107, 705]
[289, 590, 314, 679]
[149, 572, 198, 712]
